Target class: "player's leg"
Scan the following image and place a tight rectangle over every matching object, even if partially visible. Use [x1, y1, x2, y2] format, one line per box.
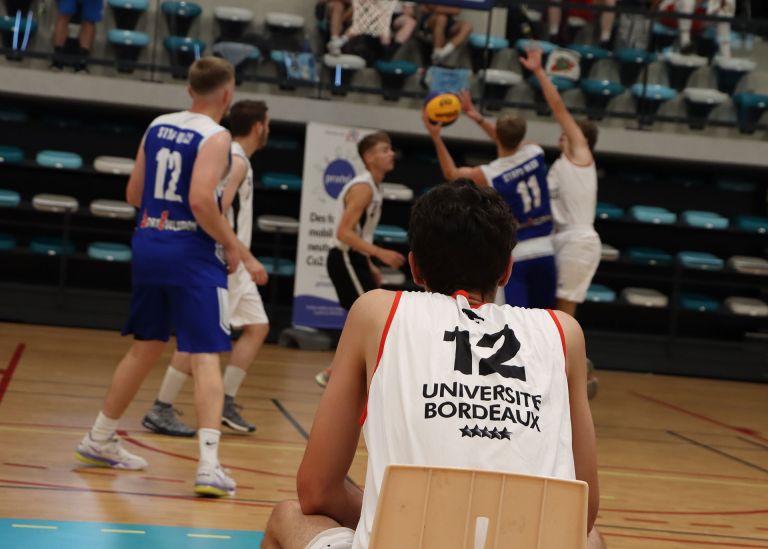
[676, 0, 696, 54]
[142, 349, 196, 437]
[262, 500, 352, 549]
[548, 0, 562, 43]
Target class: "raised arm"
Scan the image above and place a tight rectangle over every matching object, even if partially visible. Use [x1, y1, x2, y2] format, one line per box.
[422, 108, 488, 187]
[459, 90, 498, 144]
[520, 47, 592, 165]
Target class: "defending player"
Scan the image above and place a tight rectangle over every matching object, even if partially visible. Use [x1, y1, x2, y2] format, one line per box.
[142, 100, 271, 436]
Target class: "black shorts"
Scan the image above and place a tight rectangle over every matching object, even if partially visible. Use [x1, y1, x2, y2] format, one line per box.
[327, 247, 377, 311]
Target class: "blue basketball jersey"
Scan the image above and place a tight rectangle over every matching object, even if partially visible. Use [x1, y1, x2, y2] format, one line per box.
[131, 111, 229, 287]
[480, 144, 553, 241]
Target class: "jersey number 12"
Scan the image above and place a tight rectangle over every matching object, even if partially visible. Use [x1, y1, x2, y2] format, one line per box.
[154, 148, 183, 203]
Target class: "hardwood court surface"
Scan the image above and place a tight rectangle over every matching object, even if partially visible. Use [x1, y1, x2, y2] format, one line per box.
[0, 322, 766, 548]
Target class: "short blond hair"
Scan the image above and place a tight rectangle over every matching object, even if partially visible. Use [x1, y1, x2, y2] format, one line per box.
[496, 112, 527, 151]
[188, 57, 235, 96]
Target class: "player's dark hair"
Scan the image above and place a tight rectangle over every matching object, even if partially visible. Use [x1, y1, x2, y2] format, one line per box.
[357, 132, 391, 162]
[577, 119, 599, 152]
[409, 180, 517, 296]
[188, 57, 235, 96]
[496, 113, 527, 150]
[228, 100, 268, 137]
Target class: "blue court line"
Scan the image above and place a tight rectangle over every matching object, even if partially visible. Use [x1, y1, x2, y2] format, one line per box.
[1, 519, 264, 549]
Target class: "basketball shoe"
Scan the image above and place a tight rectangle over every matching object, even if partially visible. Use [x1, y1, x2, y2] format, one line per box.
[142, 400, 196, 437]
[194, 462, 236, 497]
[76, 433, 148, 470]
[222, 395, 256, 433]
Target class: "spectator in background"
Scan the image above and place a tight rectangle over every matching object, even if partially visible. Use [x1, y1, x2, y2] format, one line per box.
[548, 0, 619, 48]
[419, 4, 473, 65]
[51, 0, 104, 71]
[320, 0, 353, 56]
[659, 0, 736, 57]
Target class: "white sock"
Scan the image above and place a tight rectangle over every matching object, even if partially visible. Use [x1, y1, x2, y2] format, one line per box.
[548, 23, 559, 36]
[717, 23, 731, 57]
[91, 411, 119, 442]
[680, 30, 691, 46]
[600, 29, 611, 42]
[157, 365, 189, 405]
[223, 365, 247, 398]
[198, 428, 221, 468]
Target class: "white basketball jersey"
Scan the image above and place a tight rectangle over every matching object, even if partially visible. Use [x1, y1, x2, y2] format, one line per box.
[226, 141, 254, 248]
[330, 170, 382, 251]
[352, 291, 574, 549]
[548, 154, 598, 231]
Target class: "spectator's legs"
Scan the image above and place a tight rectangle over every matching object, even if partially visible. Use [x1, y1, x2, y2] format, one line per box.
[548, 1, 562, 43]
[677, 0, 696, 53]
[53, 14, 70, 49]
[597, 0, 616, 47]
[326, 0, 350, 54]
[79, 21, 95, 50]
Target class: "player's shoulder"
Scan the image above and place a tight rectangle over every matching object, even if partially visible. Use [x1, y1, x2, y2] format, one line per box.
[350, 289, 401, 321]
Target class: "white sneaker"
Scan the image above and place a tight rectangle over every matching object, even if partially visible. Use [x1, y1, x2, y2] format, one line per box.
[76, 433, 148, 470]
[326, 36, 347, 56]
[194, 462, 236, 498]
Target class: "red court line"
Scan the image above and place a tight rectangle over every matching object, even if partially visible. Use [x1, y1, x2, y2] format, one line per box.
[3, 462, 47, 470]
[690, 523, 734, 529]
[602, 532, 768, 548]
[73, 469, 117, 477]
[141, 476, 184, 484]
[624, 517, 669, 524]
[0, 343, 25, 406]
[599, 463, 768, 483]
[630, 391, 768, 443]
[602, 508, 768, 517]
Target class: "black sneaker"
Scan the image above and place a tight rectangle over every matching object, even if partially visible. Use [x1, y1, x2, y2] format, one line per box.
[142, 400, 196, 437]
[222, 395, 256, 433]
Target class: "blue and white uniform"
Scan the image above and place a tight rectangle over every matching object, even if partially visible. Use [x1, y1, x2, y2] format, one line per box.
[122, 111, 233, 353]
[480, 144, 556, 309]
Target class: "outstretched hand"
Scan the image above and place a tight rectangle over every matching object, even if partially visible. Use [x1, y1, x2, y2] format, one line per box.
[421, 107, 443, 138]
[519, 45, 544, 72]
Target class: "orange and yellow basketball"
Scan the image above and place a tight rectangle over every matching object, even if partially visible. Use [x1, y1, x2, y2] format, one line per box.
[424, 92, 461, 126]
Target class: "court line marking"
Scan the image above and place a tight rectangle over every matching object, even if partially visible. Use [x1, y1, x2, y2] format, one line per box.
[187, 533, 232, 539]
[600, 523, 768, 543]
[3, 462, 47, 470]
[101, 528, 145, 534]
[600, 503, 768, 516]
[0, 343, 25, 406]
[600, 470, 768, 490]
[11, 524, 57, 530]
[602, 531, 768, 547]
[690, 523, 734, 529]
[739, 436, 768, 452]
[668, 431, 768, 475]
[599, 464, 768, 484]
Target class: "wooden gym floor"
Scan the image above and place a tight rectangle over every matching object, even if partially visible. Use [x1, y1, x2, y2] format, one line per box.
[0, 322, 766, 548]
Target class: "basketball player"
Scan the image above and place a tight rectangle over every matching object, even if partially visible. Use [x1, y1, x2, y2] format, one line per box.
[262, 180, 604, 549]
[75, 58, 260, 498]
[315, 132, 406, 387]
[422, 93, 556, 309]
[142, 100, 271, 437]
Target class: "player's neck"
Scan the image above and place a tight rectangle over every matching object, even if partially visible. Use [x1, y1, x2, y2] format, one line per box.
[368, 166, 385, 185]
[497, 145, 520, 158]
[235, 136, 258, 157]
[189, 103, 223, 124]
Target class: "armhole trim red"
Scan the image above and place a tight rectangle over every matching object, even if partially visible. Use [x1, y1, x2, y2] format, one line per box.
[546, 309, 568, 376]
[359, 291, 402, 426]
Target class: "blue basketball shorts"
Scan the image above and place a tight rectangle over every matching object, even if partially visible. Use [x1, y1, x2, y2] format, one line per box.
[504, 254, 557, 309]
[57, 0, 104, 22]
[122, 285, 232, 353]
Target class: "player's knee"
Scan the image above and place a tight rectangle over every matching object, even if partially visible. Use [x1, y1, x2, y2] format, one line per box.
[268, 500, 303, 532]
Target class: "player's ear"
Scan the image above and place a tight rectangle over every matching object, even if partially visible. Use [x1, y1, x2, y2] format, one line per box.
[409, 252, 425, 288]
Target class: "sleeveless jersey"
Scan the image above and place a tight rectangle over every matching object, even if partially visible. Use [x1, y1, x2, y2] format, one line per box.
[330, 170, 382, 251]
[480, 144, 554, 260]
[226, 141, 254, 249]
[352, 291, 574, 549]
[548, 154, 598, 231]
[132, 111, 229, 287]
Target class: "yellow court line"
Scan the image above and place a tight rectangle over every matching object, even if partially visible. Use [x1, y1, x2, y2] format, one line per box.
[601, 470, 768, 489]
[101, 529, 146, 535]
[600, 495, 616, 500]
[11, 524, 58, 530]
[187, 533, 232, 539]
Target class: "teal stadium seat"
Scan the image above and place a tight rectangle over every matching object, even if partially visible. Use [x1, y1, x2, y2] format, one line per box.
[734, 215, 768, 234]
[595, 202, 623, 220]
[36, 150, 83, 170]
[0, 107, 28, 123]
[716, 179, 755, 193]
[732, 93, 768, 134]
[651, 22, 678, 51]
[585, 284, 616, 303]
[0, 233, 16, 251]
[29, 237, 75, 256]
[625, 246, 673, 266]
[374, 224, 408, 244]
[108, 29, 150, 73]
[262, 172, 301, 191]
[682, 210, 729, 229]
[213, 42, 259, 85]
[257, 215, 299, 234]
[614, 48, 655, 86]
[581, 79, 624, 120]
[164, 36, 205, 79]
[677, 251, 724, 271]
[631, 83, 677, 120]
[257, 256, 296, 276]
[161, 1, 202, 36]
[566, 44, 610, 76]
[714, 57, 755, 95]
[266, 137, 299, 151]
[88, 242, 132, 262]
[0, 15, 37, 61]
[375, 60, 418, 101]
[630, 205, 677, 225]
[265, 12, 305, 51]
[0, 145, 24, 164]
[664, 52, 707, 91]
[680, 293, 720, 312]
[468, 33, 509, 72]
[682, 88, 728, 130]
[0, 189, 20, 207]
[108, 0, 149, 30]
[214, 6, 253, 41]
[515, 39, 556, 57]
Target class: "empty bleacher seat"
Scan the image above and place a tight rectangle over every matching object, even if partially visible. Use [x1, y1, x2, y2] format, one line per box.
[467, 33, 509, 72]
[0, 144, 24, 163]
[29, 237, 75, 256]
[36, 150, 82, 170]
[734, 215, 767, 234]
[600, 243, 619, 262]
[581, 79, 624, 121]
[323, 54, 366, 95]
[630, 84, 677, 120]
[161, 1, 202, 37]
[380, 183, 413, 202]
[375, 60, 418, 101]
[595, 202, 623, 220]
[621, 287, 668, 308]
[651, 22, 678, 51]
[724, 297, 768, 317]
[680, 293, 720, 312]
[727, 256, 768, 276]
[0, 15, 37, 61]
[108, 0, 149, 30]
[714, 57, 756, 95]
[478, 69, 522, 110]
[0, 189, 20, 207]
[107, 29, 150, 73]
[630, 205, 676, 225]
[614, 48, 655, 86]
[716, 179, 755, 193]
[0, 233, 16, 251]
[682, 88, 728, 130]
[214, 6, 253, 41]
[374, 224, 408, 244]
[732, 93, 768, 135]
[257, 256, 296, 276]
[94, 155, 135, 175]
[257, 215, 299, 234]
[90, 199, 135, 219]
[566, 44, 609, 77]
[0, 107, 27, 123]
[625, 246, 673, 266]
[529, 75, 575, 116]
[213, 42, 259, 85]
[677, 251, 724, 271]
[665, 53, 707, 91]
[262, 172, 301, 191]
[586, 284, 616, 303]
[681, 210, 728, 229]
[164, 36, 205, 79]
[88, 242, 132, 262]
[265, 12, 305, 51]
[32, 194, 79, 213]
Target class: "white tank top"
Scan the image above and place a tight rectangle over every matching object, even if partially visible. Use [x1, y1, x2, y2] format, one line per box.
[352, 290, 575, 549]
[548, 154, 598, 232]
[226, 141, 254, 249]
[330, 170, 382, 252]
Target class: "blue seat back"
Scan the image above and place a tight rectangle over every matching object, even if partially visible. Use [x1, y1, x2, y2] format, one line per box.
[677, 251, 724, 271]
[0, 145, 24, 164]
[0, 232, 16, 251]
[595, 202, 623, 220]
[374, 224, 408, 244]
[630, 205, 677, 224]
[30, 237, 75, 256]
[625, 247, 673, 266]
[680, 293, 720, 312]
[257, 256, 296, 276]
[469, 33, 509, 49]
[36, 150, 83, 169]
[586, 284, 616, 303]
[88, 242, 132, 262]
[262, 172, 302, 191]
[682, 210, 728, 229]
[0, 189, 21, 207]
[107, 29, 150, 46]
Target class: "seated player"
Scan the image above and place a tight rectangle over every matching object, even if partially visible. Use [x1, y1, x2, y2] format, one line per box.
[262, 180, 604, 549]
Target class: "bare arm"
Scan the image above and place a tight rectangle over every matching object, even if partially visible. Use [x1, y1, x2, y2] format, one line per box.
[125, 140, 146, 208]
[520, 48, 592, 165]
[556, 310, 599, 532]
[459, 90, 498, 144]
[422, 108, 488, 186]
[220, 155, 248, 213]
